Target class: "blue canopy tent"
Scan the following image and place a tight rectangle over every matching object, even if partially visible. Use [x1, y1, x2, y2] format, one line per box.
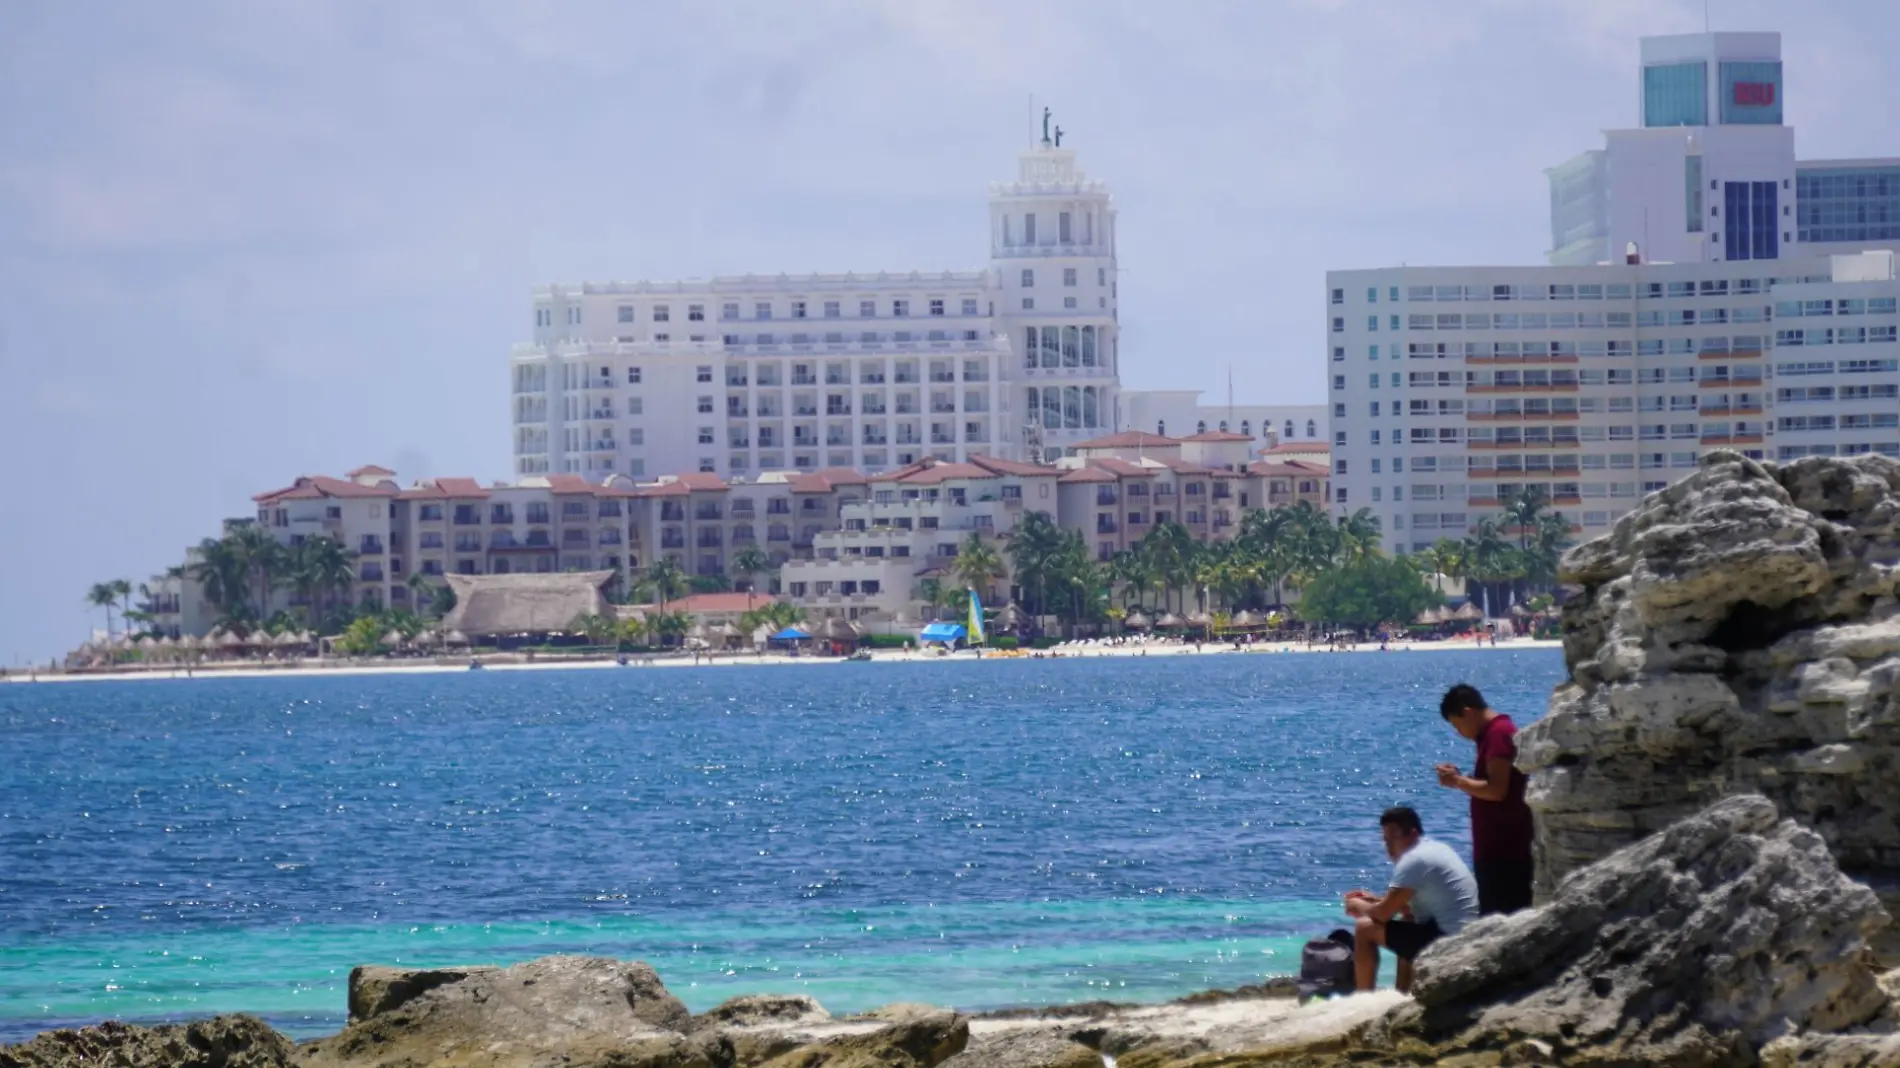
[918, 622, 967, 645]
[770, 627, 813, 642]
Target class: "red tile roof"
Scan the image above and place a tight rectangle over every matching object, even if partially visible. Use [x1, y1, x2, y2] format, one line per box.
[1057, 466, 1118, 484]
[1261, 441, 1330, 455]
[345, 464, 396, 477]
[871, 458, 997, 485]
[1248, 460, 1331, 478]
[398, 477, 493, 500]
[544, 474, 601, 495]
[967, 454, 1055, 477]
[676, 472, 730, 492]
[1180, 431, 1252, 443]
[636, 481, 692, 498]
[789, 467, 869, 493]
[1086, 458, 1157, 478]
[1071, 431, 1183, 450]
[637, 592, 780, 614]
[254, 475, 399, 503]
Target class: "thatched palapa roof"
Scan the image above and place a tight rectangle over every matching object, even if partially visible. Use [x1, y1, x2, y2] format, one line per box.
[441, 571, 616, 637]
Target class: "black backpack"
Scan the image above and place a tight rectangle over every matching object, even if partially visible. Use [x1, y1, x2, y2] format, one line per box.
[1296, 928, 1356, 1002]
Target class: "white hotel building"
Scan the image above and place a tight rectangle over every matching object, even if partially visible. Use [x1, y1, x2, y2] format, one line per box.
[511, 128, 1327, 482]
[1328, 31, 1900, 551]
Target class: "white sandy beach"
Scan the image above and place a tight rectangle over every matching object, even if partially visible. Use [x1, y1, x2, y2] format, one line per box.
[3, 635, 1563, 684]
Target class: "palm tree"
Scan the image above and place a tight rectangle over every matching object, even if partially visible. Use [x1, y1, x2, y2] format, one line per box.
[732, 546, 771, 595]
[189, 536, 249, 617]
[1005, 511, 1063, 616]
[568, 612, 618, 645]
[406, 571, 438, 618]
[1337, 508, 1383, 566]
[87, 582, 119, 638]
[954, 531, 1007, 604]
[1524, 511, 1574, 589]
[641, 558, 691, 612]
[1463, 518, 1520, 617]
[228, 524, 288, 620]
[1432, 537, 1469, 596]
[289, 537, 356, 631]
[1502, 487, 1550, 553]
[110, 579, 134, 634]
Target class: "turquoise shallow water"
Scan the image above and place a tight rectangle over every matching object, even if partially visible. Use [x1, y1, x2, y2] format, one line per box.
[0, 650, 1564, 1040]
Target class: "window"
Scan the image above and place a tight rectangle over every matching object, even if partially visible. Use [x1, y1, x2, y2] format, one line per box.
[1333, 346, 1346, 363]
[1367, 316, 1379, 331]
[1332, 317, 1345, 333]
[859, 300, 875, 317]
[1332, 374, 1346, 391]
[1023, 212, 1037, 243]
[617, 304, 634, 323]
[1098, 267, 1107, 285]
[688, 304, 704, 322]
[698, 396, 714, 413]
[1330, 288, 1344, 305]
[929, 299, 945, 316]
[627, 366, 642, 384]
[1334, 431, 1347, 446]
[961, 298, 978, 316]
[1022, 298, 1034, 310]
[698, 428, 714, 445]
[654, 304, 670, 322]
[755, 301, 772, 319]
[696, 366, 713, 383]
[1021, 269, 1035, 288]
[893, 299, 908, 317]
[628, 428, 643, 445]
[1063, 268, 1077, 287]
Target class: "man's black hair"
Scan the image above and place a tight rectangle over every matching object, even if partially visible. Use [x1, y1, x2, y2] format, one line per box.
[1440, 683, 1486, 721]
[1380, 806, 1423, 835]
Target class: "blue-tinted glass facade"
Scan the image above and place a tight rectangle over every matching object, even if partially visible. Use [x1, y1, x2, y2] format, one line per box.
[1797, 166, 1900, 244]
[1685, 156, 1703, 233]
[1644, 62, 1708, 127]
[1719, 61, 1783, 125]
[1723, 181, 1779, 260]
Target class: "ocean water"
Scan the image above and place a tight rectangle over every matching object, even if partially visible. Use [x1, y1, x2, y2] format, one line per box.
[0, 649, 1565, 1042]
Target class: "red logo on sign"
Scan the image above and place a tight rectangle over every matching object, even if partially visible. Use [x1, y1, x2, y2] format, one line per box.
[1734, 82, 1775, 107]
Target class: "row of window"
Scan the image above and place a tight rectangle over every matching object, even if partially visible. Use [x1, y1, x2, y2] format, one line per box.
[1019, 267, 1109, 288]
[721, 329, 985, 346]
[1774, 327, 1900, 346]
[1334, 308, 1796, 333]
[1774, 298, 1900, 318]
[539, 297, 990, 329]
[1328, 277, 1812, 306]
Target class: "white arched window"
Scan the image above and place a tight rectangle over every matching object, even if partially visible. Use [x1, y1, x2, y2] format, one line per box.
[1241, 420, 1251, 437]
[1196, 420, 1207, 434]
[1305, 419, 1316, 438]
[1157, 420, 1166, 435]
[1283, 420, 1294, 439]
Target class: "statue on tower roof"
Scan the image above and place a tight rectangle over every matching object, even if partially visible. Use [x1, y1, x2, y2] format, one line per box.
[1041, 106, 1051, 146]
[1054, 125, 1063, 147]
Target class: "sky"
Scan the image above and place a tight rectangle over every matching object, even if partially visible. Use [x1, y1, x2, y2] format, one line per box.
[2, 0, 1897, 665]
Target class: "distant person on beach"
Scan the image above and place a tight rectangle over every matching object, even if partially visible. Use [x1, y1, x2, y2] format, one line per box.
[1435, 683, 1535, 914]
[1343, 806, 1479, 993]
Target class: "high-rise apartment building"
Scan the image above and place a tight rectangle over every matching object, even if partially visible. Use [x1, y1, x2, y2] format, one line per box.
[1330, 32, 1900, 551]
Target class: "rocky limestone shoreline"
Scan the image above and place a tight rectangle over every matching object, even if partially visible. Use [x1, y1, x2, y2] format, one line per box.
[14, 451, 1900, 1066]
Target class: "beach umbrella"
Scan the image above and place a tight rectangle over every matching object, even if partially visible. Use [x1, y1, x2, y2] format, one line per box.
[770, 626, 811, 642]
[136, 635, 158, 650]
[1124, 611, 1152, 630]
[1186, 611, 1211, 627]
[445, 630, 470, 646]
[1230, 610, 1259, 628]
[274, 631, 305, 648]
[751, 624, 774, 647]
[714, 622, 740, 639]
[1156, 612, 1185, 629]
[1453, 602, 1485, 622]
[688, 622, 712, 640]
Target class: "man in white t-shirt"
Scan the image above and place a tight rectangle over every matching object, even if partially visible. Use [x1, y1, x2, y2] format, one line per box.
[1342, 806, 1480, 992]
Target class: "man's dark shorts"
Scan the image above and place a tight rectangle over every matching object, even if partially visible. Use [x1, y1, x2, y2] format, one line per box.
[1475, 859, 1535, 915]
[1384, 918, 1443, 961]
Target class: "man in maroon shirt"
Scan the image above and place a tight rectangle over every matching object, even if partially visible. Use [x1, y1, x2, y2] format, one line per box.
[1434, 683, 1535, 914]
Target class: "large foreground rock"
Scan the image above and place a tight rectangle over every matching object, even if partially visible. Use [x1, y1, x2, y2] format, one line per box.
[1522, 452, 1900, 936]
[300, 955, 699, 1067]
[1391, 794, 1893, 1064]
[0, 1015, 294, 1068]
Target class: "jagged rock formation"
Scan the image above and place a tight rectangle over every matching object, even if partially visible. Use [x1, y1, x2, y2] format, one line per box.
[0, 1015, 295, 1068]
[1394, 794, 1892, 1065]
[1520, 452, 1900, 929]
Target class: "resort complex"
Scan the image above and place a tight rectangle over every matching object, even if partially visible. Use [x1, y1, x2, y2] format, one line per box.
[1328, 32, 1900, 551]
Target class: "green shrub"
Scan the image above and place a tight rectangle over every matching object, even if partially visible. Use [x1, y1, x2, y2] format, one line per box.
[992, 636, 1020, 650]
[861, 634, 912, 649]
[1027, 636, 1059, 650]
